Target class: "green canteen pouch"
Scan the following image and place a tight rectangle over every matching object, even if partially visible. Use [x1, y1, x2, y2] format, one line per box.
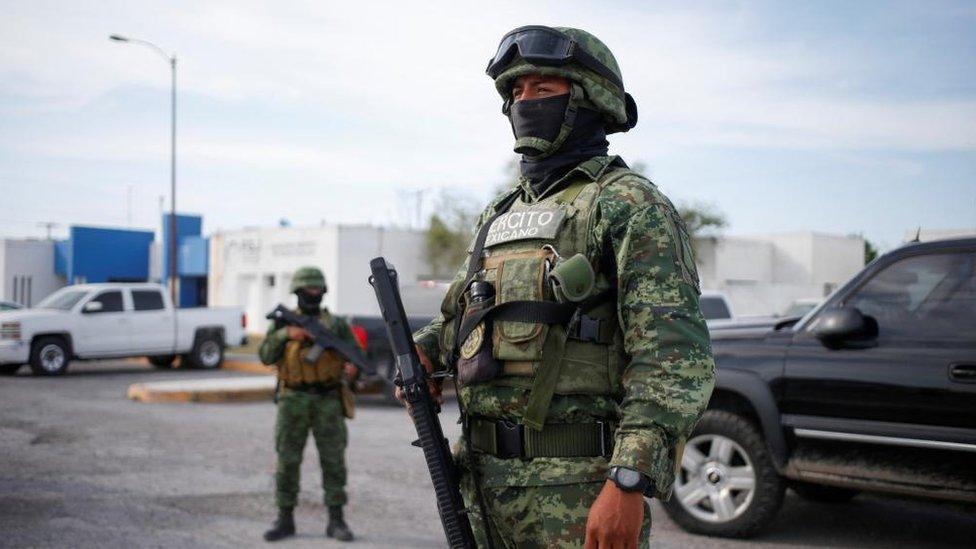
[548, 253, 595, 303]
[484, 248, 553, 362]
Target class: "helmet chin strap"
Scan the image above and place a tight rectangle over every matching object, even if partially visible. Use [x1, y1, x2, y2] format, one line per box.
[509, 83, 584, 160]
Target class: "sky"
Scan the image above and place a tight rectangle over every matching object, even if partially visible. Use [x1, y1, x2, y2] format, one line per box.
[1, 0, 974, 252]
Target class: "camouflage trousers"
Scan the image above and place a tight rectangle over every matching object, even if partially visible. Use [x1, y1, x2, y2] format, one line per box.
[274, 389, 347, 509]
[461, 470, 652, 548]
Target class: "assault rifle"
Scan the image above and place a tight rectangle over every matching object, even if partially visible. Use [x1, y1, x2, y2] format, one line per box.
[368, 257, 476, 549]
[265, 305, 371, 372]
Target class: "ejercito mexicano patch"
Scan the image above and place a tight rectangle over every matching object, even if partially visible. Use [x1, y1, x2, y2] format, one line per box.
[484, 208, 566, 248]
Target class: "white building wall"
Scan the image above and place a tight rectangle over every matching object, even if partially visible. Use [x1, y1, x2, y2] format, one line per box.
[696, 232, 864, 317]
[0, 239, 65, 306]
[209, 224, 425, 334]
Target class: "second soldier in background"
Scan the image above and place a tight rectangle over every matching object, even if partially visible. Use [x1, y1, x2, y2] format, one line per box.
[259, 266, 357, 542]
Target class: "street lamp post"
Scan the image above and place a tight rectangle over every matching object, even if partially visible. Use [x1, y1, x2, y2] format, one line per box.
[109, 34, 179, 306]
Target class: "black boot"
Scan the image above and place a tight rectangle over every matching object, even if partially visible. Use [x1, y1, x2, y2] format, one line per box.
[326, 505, 354, 542]
[264, 507, 295, 542]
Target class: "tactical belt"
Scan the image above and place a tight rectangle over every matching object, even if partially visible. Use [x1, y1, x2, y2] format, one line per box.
[283, 383, 340, 395]
[456, 289, 615, 351]
[469, 418, 613, 459]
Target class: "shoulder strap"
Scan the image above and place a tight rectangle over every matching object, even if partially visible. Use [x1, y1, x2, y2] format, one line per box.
[448, 188, 522, 367]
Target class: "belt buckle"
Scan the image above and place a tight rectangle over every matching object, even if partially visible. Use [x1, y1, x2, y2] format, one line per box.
[496, 420, 525, 459]
[578, 314, 601, 343]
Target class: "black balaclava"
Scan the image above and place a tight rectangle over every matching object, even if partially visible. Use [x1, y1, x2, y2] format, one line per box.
[509, 93, 609, 189]
[296, 289, 323, 315]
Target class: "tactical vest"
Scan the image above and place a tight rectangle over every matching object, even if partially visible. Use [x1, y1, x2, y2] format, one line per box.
[277, 314, 345, 388]
[445, 158, 634, 430]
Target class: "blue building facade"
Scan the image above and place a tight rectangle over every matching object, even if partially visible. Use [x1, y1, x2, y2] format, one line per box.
[52, 214, 209, 307]
[55, 226, 155, 284]
[162, 213, 208, 307]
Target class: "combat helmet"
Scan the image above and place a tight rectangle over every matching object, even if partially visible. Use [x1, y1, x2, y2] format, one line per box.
[487, 26, 638, 135]
[290, 266, 327, 293]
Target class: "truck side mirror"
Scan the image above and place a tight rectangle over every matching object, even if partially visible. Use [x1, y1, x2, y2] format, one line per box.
[813, 306, 878, 348]
[83, 301, 104, 313]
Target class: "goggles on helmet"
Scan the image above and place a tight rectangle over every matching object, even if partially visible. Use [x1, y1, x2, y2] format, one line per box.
[486, 25, 624, 91]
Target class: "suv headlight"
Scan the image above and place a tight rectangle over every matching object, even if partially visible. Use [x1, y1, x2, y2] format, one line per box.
[1, 322, 21, 340]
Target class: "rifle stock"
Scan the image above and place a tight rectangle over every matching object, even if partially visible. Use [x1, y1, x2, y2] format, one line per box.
[368, 257, 476, 549]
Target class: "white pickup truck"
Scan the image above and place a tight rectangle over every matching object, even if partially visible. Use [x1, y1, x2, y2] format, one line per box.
[0, 283, 246, 376]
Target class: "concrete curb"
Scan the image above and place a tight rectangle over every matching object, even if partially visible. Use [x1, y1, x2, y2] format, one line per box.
[127, 376, 275, 404]
[220, 357, 274, 375]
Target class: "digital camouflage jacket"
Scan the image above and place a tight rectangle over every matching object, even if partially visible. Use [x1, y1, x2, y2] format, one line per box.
[414, 156, 715, 497]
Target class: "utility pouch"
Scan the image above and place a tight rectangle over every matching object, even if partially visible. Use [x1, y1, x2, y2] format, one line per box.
[456, 281, 502, 386]
[486, 248, 554, 362]
[548, 253, 595, 303]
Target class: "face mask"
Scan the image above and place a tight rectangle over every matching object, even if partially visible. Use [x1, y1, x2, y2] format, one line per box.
[509, 94, 571, 157]
[296, 288, 323, 314]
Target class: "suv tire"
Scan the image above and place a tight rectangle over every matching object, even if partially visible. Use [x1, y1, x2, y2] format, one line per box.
[791, 482, 859, 503]
[184, 333, 224, 369]
[663, 410, 785, 538]
[29, 337, 71, 376]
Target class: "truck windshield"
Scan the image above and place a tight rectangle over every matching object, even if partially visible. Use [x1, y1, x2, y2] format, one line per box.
[36, 289, 88, 311]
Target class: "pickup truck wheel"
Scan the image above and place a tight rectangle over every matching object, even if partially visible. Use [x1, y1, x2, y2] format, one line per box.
[791, 482, 859, 503]
[663, 410, 785, 538]
[147, 355, 177, 369]
[29, 337, 70, 376]
[185, 335, 224, 369]
[0, 364, 23, 376]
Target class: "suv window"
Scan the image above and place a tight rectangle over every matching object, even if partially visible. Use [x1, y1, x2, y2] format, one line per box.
[845, 251, 975, 340]
[132, 290, 165, 311]
[87, 291, 124, 313]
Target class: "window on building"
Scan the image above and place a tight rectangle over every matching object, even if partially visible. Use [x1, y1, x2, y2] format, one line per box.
[132, 290, 165, 311]
[87, 291, 124, 314]
[265, 274, 275, 288]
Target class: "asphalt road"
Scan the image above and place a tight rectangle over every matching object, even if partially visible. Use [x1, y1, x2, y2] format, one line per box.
[1, 360, 974, 548]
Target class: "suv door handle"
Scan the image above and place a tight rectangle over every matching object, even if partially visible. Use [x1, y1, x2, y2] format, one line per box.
[948, 363, 976, 383]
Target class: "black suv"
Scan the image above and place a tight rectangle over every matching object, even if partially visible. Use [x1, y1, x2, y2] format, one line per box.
[664, 237, 976, 537]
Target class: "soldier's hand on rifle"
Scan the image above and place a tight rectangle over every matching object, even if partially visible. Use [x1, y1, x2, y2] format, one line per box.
[286, 326, 311, 341]
[395, 345, 443, 408]
[584, 479, 645, 549]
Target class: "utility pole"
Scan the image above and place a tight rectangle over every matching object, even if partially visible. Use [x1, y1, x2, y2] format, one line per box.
[37, 222, 59, 240]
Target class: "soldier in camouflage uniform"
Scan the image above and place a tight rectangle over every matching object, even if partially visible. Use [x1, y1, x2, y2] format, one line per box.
[260, 266, 357, 542]
[410, 26, 715, 548]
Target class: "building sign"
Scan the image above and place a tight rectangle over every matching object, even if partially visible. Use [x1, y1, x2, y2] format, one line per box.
[270, 241, 316, 257]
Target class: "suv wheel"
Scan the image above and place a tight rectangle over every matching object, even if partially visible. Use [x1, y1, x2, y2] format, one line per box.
[663, 410, 785, 538]
[29, 337, 70, 376]
[792, 481, 859, 503]
[184, 334, 224, 369]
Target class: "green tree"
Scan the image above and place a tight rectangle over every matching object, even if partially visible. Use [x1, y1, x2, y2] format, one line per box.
[864, 238, 879, 264]
[677, 201, 728, 239]
[424, 190, 480, 278]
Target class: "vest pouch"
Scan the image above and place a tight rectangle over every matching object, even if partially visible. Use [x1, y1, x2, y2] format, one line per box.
[281, 341, 307, 386]
[485, 248, 553, 362]
[456, 287, 502, 386]
[311, 349, 343, 385]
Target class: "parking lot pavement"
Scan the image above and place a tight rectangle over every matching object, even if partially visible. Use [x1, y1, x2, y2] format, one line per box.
[2, 360, 975, 548]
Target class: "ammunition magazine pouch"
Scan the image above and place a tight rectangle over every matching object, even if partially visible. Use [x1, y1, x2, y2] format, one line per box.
[469, 418, 613, 459]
